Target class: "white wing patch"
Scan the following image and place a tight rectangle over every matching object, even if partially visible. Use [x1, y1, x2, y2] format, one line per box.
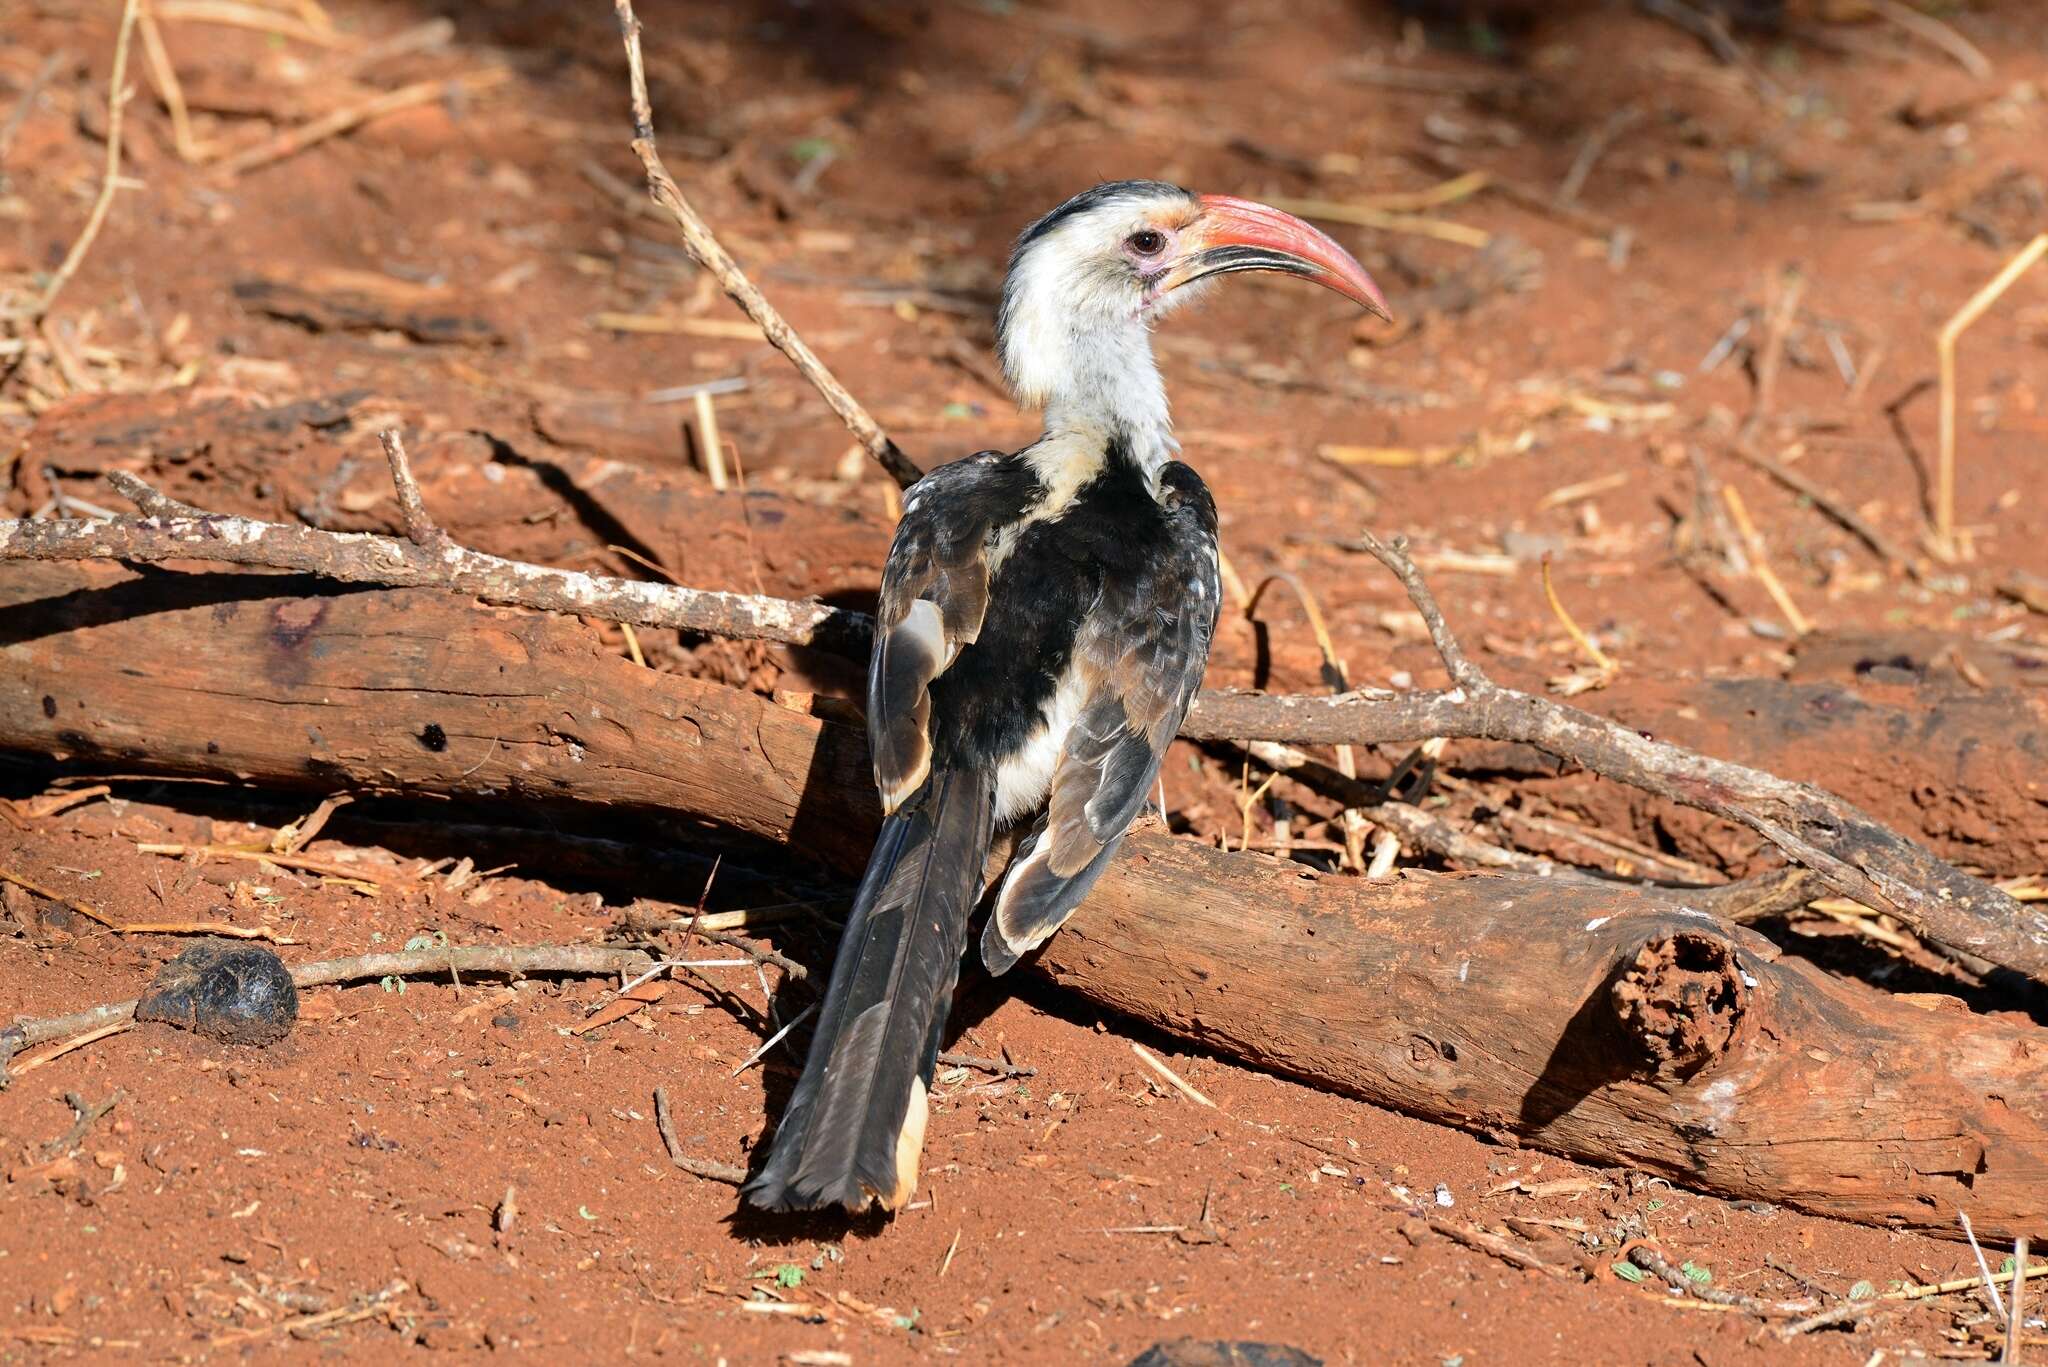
[992, 663, 1090, 824]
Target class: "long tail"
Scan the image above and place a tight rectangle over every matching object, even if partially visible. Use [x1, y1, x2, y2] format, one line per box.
[742, 764, 993, 1213]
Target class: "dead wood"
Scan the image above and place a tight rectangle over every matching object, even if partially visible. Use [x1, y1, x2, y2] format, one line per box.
[1, 942, 653, 1081]
[1184, 533, 2048, 986]
[611, 0, 922, 490]
[2, 560, 2044, 1238]
[1033, 837, 2048, 1243]
[7, 471, 2036, 985]
[0, 502, 868, 656]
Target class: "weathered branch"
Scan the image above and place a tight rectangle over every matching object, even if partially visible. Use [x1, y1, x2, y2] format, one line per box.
[3, 476, 2036, 985]
[0, 503, 868, 655]
[1042, 838, 2048, 1244]
[609, 0, 922, 489]
[5, 566, 2044, 1238]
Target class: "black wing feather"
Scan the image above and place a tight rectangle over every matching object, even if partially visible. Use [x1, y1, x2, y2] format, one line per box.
[981, 463, 1219, 973]
[868, 452, 1037, 812]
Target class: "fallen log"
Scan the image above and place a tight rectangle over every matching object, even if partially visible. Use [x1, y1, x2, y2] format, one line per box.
[5, 476, 2042, 984]
[1480, 673, 2048, 881]
[3, 561, 2045, 1239]
[1035, 840, 2048, 1244]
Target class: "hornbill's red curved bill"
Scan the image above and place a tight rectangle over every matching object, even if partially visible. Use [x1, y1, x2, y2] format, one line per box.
[742, 181, 1388, 1215]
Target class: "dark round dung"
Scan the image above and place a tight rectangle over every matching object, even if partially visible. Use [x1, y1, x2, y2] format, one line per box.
[135, 941, 299, 1046]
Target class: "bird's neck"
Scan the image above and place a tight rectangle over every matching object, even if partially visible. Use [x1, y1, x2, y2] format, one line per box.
[1023, 319, 1176, 495]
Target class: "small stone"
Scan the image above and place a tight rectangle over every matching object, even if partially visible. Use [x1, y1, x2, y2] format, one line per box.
[135, 941, 298, 1045]
[1126, 1343, 1322, 1367]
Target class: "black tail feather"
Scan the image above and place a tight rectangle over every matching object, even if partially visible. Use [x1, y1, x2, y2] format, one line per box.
[742, 765, 993, 1213]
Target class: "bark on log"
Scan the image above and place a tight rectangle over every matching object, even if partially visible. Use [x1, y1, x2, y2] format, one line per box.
[0, 561, 881, 871]
[1437, 674, 2048, 880]
[11, 502, 2039, 982]
[1033, 840, 2048, 1243]
[3, 563, 2046, 1238]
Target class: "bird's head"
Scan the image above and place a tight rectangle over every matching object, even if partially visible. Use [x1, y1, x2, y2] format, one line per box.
[997, 180, 1389, 411]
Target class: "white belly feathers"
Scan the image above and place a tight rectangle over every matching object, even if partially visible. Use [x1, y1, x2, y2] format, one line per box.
[992, 661, 1090, 824]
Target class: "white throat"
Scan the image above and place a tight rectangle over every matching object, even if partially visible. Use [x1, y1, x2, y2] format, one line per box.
[1035, 318, 1175, 479]
[999, 214, 1181, 483]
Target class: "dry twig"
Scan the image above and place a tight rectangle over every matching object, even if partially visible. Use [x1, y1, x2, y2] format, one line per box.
[1934, 232, 2047, 561]
[214, 72, 505, 178]
[1131, 1042, 1216, 1107]
[1, 941, 656, 1083]
[652, 1084, 748, 1184]
[612, 0, 921, 489]
[1728, 442, 1918, 579]
[1720, 483, 1814, 637]
[13, 0, 141, 324]
[0, 50, 69, 170]
[0, 469, 869, 654]
[1190, 532, 2047, 982]
[1867, 0, 1991, 80]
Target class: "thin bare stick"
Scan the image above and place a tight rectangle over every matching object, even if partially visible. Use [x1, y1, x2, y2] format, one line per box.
[1557, 106, 1643, 206]
[0, 50, 69, 170]
[1627, 1245, 1811, 1317]
[1775, 1299, 1874, 1341]
[213, 71, 505, 178]
[1721, 484, 1814, 637]
[0, 863, 117, 927]
[1740, 267, 1805, 446]
[1965, 1210, 2012, 1327]
[375, 430, 445, 547]
[150, 0, 349, 48]
[2, 474, 871, 654]
[1541, 554, 1617, 673]
[1260, 196, 1490, 248]
[9, 1020, 133, 1078]
[207, 1279, 409, 1348]
[1866, 0, 1991, 80]
[1131, 1042, 1216, 1108]
[1, 941, 656, 1083]
[612, 0, 921, 489]
[937, 1050, 1035, 1079]
[2008, 1236, 2031, 1365]
[653, 1085, 747, 1184]
[104, 469, 200, 516]
[1407, 146, 1621, 241]
[1427, 1218, 1574, 1281]
[692, 390, 728, 491]
[1241, 739, 1560, 876]
[1728, 441, 1917, 578]
[1885, 1259, 2048, 1302]
[136, 6, 205, 163]
[1935, 232, 2047, 561]
[730, 1001, 815, 1076]
[1355, 532, 1487, 693]
[17, 0, 141, 324]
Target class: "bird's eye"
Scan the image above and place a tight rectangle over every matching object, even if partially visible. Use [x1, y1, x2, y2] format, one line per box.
[1126, 229, 1166, 256]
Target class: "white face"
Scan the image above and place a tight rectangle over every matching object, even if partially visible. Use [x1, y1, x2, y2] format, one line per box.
[994, 182, 1385, 418]
[997, 188, 1202, 408]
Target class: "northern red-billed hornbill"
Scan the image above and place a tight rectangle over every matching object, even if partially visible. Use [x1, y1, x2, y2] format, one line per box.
[743, 181, 1388, 1214]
